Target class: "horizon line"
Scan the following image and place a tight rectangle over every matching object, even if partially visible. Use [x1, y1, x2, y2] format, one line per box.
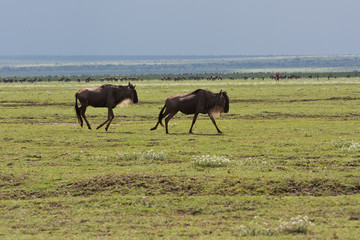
[0, 54, 359, 57]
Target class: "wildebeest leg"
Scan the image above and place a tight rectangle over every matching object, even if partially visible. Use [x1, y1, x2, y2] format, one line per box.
[151, 122, 160, 131]
[189, 113, 199, 134]
[96, 107, 113, 131]
[75, 104, 83, 127]
[208, 114, 222, 134]
[165, 111, 177, 134]
[77, 111, 83, 127]
[80, 106, 92, 130]
[105, 108, 115, 131]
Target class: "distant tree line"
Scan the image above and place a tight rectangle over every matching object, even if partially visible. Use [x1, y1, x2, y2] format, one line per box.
[1, 71, 360, 83]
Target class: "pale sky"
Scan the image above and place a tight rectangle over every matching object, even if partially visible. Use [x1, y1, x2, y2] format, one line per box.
[1, 0, 360, 56]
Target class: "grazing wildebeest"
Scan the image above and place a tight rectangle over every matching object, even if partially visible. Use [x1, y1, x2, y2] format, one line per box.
[151, 89, 229, 134]
[75, 82, 138, 131]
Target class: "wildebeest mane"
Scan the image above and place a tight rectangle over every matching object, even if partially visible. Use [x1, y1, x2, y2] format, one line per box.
[109, 85, 137, 106]
[190, 89, 216, 110]
[191, 89, 203, 95]
[100, 84, 112, 88]
[112, 86, 126, 104]
[204, 91, 218, 110]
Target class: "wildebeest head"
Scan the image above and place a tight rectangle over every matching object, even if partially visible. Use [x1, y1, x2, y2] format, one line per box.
[218, 90, 229, 113]
[208, 90, 229, 117]
[127, 82, 138, 104]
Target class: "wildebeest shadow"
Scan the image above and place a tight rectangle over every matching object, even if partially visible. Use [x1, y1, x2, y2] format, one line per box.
[168, 132, 224, 136]
[97, 131, 134, 135]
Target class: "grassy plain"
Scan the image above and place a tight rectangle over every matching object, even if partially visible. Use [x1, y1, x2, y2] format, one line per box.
[1, 78, 360, 239]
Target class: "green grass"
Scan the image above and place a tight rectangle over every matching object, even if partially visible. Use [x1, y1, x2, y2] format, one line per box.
[1, 79, 360, 239]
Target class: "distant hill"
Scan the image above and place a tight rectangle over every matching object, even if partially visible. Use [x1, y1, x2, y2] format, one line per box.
[0, 55, 360, 77]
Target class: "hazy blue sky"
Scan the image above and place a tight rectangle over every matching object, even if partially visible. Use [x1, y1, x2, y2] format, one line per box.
[1, 0, 360, 56]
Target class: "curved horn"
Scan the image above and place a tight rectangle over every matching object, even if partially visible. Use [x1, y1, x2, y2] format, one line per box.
[128, 82, 135, 88]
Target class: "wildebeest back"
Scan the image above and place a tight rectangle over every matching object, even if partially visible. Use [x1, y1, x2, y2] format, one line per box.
[77, 87, 108, 107]
[169, 92, 198, 115]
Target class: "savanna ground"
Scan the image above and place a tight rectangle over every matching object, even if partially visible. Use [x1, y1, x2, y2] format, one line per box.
[1, 78, 360, 239]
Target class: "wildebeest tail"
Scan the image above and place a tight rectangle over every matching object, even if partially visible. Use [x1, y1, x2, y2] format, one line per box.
[151, 105, 166, 130]
[158, 105, 166, 127]
[74, 93, 82, 126]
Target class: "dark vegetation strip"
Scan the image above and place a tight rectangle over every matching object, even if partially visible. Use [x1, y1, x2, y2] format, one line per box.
[0, 100, 157, 107]
[2, 173, 360, 200]
[1, 97, 359, 108]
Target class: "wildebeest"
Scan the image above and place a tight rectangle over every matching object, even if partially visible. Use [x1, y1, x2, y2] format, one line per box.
[75, 82, 138, 131]
[151, 89, 229, 134]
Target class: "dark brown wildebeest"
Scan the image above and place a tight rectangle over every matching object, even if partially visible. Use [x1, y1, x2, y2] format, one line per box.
[151, 89, 229, 134]
[75, 82, 138, 131]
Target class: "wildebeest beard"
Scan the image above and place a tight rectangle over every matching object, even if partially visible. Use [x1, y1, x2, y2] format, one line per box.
[118, 98, 134, 107]
[209, 105, 224, 117]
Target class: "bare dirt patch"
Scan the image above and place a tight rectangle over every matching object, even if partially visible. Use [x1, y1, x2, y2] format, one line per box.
[0, 100, 72, 107]
[4, 174, 358, 200]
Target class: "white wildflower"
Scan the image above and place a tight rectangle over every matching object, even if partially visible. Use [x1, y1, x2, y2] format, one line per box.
[193, 155, 231, 168]
[278, 215, 314, 234]
[332, 139, 360, 153]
